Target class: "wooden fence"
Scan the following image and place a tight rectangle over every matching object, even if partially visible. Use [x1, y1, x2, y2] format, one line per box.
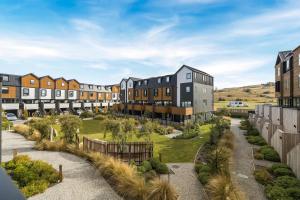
[83, 136, 153, 165]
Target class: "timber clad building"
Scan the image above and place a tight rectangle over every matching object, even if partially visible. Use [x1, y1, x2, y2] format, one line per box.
[275, 45, 300, 107]
[0, 73, 120, 116]
[114, 65, 214, 122]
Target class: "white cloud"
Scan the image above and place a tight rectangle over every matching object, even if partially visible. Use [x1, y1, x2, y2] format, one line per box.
[70, 19, 103, 32]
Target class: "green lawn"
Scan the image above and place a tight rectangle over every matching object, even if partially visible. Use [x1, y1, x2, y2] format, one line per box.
[79, 120, 212, 163]
[214, 101, 276, 110]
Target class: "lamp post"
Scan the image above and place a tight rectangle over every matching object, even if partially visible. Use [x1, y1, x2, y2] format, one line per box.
[0, 76, 2, 163]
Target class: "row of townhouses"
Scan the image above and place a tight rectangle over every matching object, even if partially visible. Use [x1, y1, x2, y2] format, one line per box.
[113, 65, 214, 123]
[249, 44, 300, 178]
[0, 73, 120, 116]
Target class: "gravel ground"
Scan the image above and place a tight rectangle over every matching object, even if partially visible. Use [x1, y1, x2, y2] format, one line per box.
[161, 163, 207, 200]
[230, 118, 267, 200]
[2, 131, 122, 200]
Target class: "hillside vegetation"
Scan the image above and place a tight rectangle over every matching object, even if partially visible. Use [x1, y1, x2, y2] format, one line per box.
[214, 82, 276, 110]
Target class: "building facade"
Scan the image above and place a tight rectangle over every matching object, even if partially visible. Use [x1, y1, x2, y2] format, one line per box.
[114, 65, 214, 122]
[0, 73, 120, 116]
[275, 45, 300, 107]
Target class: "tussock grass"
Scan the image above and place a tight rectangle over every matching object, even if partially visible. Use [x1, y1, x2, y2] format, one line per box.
[13, 124, 40, 141]
[35, 140, 66, 151]
[219, 130, 234, 150]
[146, 178, 178, 200]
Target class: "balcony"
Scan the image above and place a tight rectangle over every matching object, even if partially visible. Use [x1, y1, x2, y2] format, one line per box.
[84, 103, 92, 107]
[120, 103, 125, 110]
[72, 102, 81, 108]
[44, 103, 56, 109]
[59, 103, 69, 109]
[1, 103, 19, 110]
[145, 105, 153, 112]
[93, 102, 101, 107]
[102, 102, 108, 107]
[171, 107, 193, 116]
[133, 104, 144, 111]
[24, 103, 39, 110]
[154, 105, 170, 113]
[127, 104, 133, 110]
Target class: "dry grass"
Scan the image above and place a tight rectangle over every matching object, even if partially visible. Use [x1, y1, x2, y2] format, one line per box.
[219, 130, 234, 150]
[207, 175, 244, 200]
[35, 140, 66, 151]
[146, 178, 178, 200]
[13, 124, 40, 141]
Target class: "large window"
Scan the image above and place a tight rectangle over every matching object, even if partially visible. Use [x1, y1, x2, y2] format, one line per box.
[89, 85, 93, 89]
[2, 75, 8, 82]
[41, 89, 47, 97]
[80, 85, 84, 89]
[186, 73, 191, 79]
[47, 81, 51, 86]
[277, 67, 280, 77]
[166, 87, 171, 96]
[181, 101, 191, 107]
[286, 59, 290, 71]
[69, 91, 74, 97]
[62, 82, 65, 87]
[135, 90, 139, 97]
[166, 76, 170, 83]
[153, 88, 158, 96]
[157, 78, 161, 84]
[23, 88, 29, 96]
[186, 86, 190, 93]
[30, 80, 35, 85]
[56, 90, 61, 97]
[144, 80, 148, 85]
[2, 87, 8, 94]
[144, 89, 147, 96]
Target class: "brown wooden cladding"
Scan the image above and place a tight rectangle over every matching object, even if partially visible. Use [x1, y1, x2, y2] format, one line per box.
[135, 89, 142, 100]
[89, 92, 97, 100]
[80, 91, 89, 100]
[162, 87, 172, 101]
[112, 85, 120, 93]
[68, 80, 80, 90]
[145, 105, 153, 112]
[55, 78, 68, 90]
[141, 89, 148, 101]
[153, 88, 163, 100]
[40, 76, 55, 89]
[98, 92, 105, 100]
[106, 93, 112, 101]
[128, 88, 134, 101]
[154, 105, 170, 113]
[21, 74, 39, 88]
[171, 107, 193, 115]
[1, 86, 17, 99]
[128, 104, 133, 110]
[293, 47, 300, 97]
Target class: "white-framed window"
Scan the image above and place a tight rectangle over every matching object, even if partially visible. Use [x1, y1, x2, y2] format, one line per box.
[194, 73, 197, 79]
[138, 81, 141, 86]
[2, 75, 8, 82]
[166, 76, 170, 83]
[89, 85, 93, 89]
[41, 89, 47, 97]
[129, 82, 132, 87]
[69, 91, 74, 97]
[166, 88, 171, 96]
[286, 59, 290, 71]
[186, 73, 191, 79]
[62, 82, 65, 87]
[23, 88, 29, 96]
[144, 89, 147, 96]
[186, 86, 190, 93]
[56, 90, 61, 97]
[80, 85, 84, 89]
[47, 81, 51, 86]
[278, 67, 280, 77]
[135, 90, 139, 97]
[144, 80, 148, 85]
[30, 80, 35, 85]
[2, 87, 8, 94]
[158, 78, 161, 84]
[298, 54, 300, 66]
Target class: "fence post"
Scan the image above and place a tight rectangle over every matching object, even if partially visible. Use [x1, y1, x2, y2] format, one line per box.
[59, 164, 63, 182]
[159, 153, 162, 162]
[13, 149, 17, 158]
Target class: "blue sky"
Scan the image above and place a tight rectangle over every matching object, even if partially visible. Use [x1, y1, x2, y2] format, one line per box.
[0, 0, 300, 88]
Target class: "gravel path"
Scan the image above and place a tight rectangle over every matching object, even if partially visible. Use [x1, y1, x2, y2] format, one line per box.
[230, 118, 266, 200]
[164, 129, 183, 139]
[2, 131, 122, 200]
[162, 163, 207, 200]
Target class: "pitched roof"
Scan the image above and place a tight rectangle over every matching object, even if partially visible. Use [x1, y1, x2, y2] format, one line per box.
[128, 77, 141, 81]
[176, 65, 212, 77]
[39, 75, 54, 80]
[68, 79, 80, 84]
[22, 73, 39, 79]
[278, 50, 292, 61]
[55, 77, 68, 82]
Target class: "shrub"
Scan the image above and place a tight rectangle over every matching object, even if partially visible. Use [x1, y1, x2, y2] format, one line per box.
[198, 172, 211, 185]
[254, 152, 264, 160]
[239, 120, 251, 130]
[265, 185, 293, 200]
[149, 158, 169, 174]
[79, 111, 94, 118]
[35, 140, 66, 151]
[59, 115, 82, 144]
[207, 147, 230, 174]
[259, 146, 280, 162]
[246, 135, 267, 146]
[273, 168, 295, 177]
[13, 124, 40, 141]
[274, 176, 300, 188]
[31, 118, 52, 140]
[2, 155, 60, 198]
[138, 161, 153, 174]
[195, 163, 211, 174]
[174, 130, 198, 139]
[286, 187, 300, 200]
[207, 175, 238, 200]
[253, 169, 273, 185]
[146, 178, 178, 200]
[269, 163, 290, 172]
[247, 128, 260, 136]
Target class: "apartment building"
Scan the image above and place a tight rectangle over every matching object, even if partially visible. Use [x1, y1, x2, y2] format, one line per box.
[115, 65, 214, 122]
[275, 45, 300, 107]
[0, 73, 120, 116]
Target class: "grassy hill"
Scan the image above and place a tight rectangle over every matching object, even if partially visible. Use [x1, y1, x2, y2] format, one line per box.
[214, 82, 276, 110]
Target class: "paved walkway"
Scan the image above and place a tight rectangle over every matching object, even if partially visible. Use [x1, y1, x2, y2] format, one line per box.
[2, 131, 121, 200]
[162, 163, 207, 200]
[230, 118, 266, 200]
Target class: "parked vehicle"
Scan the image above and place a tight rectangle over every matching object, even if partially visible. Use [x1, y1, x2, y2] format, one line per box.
[6, 113, 18, 121]
[227, 101, 248, 107]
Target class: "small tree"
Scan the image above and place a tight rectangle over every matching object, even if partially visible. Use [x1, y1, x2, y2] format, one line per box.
[23, 109, 29, 120]
[59, 115, 82, 144]
[32, 118, 52, 140]
[208, 147, 230, 174]
[138, 121, 154, 142]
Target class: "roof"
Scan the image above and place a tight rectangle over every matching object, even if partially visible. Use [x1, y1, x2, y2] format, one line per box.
[55, 77, 68, 82]
[67, 79, 80, 84]
[278, 50, 292, 61]
[22, 73, 39, 79]
[176, 65, 213, 77]
[128, 77, 141, 81]
[39, 75, 54, 80]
